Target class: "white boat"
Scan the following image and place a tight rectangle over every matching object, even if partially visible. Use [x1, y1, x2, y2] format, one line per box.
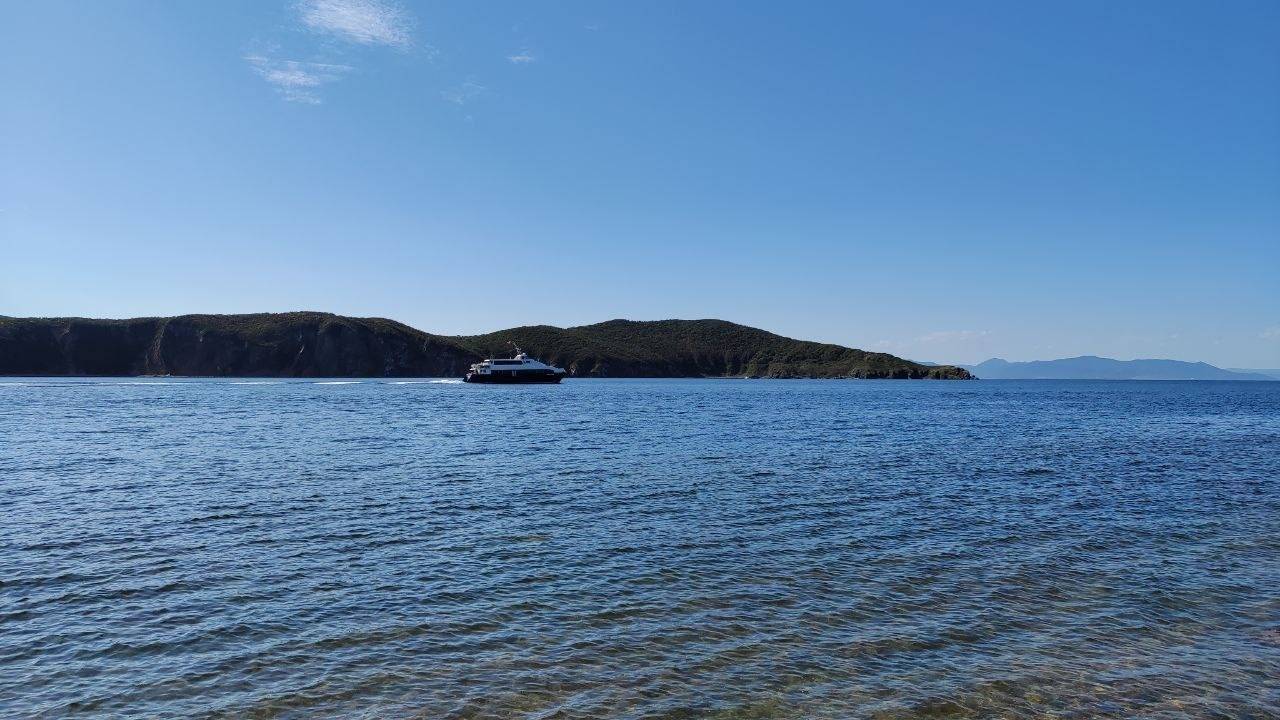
[464, 346, 567, 384]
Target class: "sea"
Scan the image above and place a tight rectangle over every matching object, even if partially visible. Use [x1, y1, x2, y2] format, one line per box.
[1, 378, 1277, 719]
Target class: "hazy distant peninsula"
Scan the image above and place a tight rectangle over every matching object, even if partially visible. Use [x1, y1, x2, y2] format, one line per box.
[0, 313, 971, 379]
[1228, 368, 1280, 381]
[962, 356, 1272, 381]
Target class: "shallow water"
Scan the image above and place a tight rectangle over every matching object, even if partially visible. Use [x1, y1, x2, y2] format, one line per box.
[1, 378, 1277, 718]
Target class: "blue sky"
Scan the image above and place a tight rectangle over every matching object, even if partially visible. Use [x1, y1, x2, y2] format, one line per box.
[2, 1, 1277, 366]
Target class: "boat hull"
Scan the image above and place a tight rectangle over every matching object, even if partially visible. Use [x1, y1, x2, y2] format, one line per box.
[464, 371, 564, 384]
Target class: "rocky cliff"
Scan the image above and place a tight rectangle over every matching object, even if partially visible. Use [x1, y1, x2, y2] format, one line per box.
[0, 313, 474, 377]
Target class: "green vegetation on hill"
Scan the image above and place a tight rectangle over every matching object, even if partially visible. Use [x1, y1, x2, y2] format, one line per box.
[458, 319, 968, 379]
[0, 313, 970, 379]
[0, 313, 471, 377]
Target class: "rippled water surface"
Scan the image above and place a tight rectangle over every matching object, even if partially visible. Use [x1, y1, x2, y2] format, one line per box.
[2, 378, 1278, 719]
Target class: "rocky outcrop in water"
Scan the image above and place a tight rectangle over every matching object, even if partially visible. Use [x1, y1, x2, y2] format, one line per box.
[0, 313, 971, 379]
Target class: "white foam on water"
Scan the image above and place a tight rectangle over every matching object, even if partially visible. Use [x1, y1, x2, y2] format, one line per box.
[314, 381, 362, 385]
[0, 382, 29, 387]
[231, 381, 284, 385]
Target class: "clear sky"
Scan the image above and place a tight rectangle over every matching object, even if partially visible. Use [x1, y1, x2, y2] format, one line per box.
[2, 1, 1277, 366]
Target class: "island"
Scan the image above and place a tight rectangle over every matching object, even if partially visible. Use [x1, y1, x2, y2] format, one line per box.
[961, 356, 1272, 381]
[0, 313, 971, 379]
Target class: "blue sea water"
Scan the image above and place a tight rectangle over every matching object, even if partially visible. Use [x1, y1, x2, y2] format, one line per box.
[1, 378, 1277, 719]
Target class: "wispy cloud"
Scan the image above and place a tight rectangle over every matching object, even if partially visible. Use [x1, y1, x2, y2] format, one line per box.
[442, 79, 486, 105]
[247, 0, 415, 104]
[507, 51, 536, 64]
[245, 55, 352, 104]
[297, 0, 412, 48]
[1261, 325, 1280, 341]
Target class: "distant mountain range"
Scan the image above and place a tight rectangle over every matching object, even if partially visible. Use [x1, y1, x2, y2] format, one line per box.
[0, 313, 970, 379]
[1228, 368, 1280, 380]
[956, 356, 1274, 381]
